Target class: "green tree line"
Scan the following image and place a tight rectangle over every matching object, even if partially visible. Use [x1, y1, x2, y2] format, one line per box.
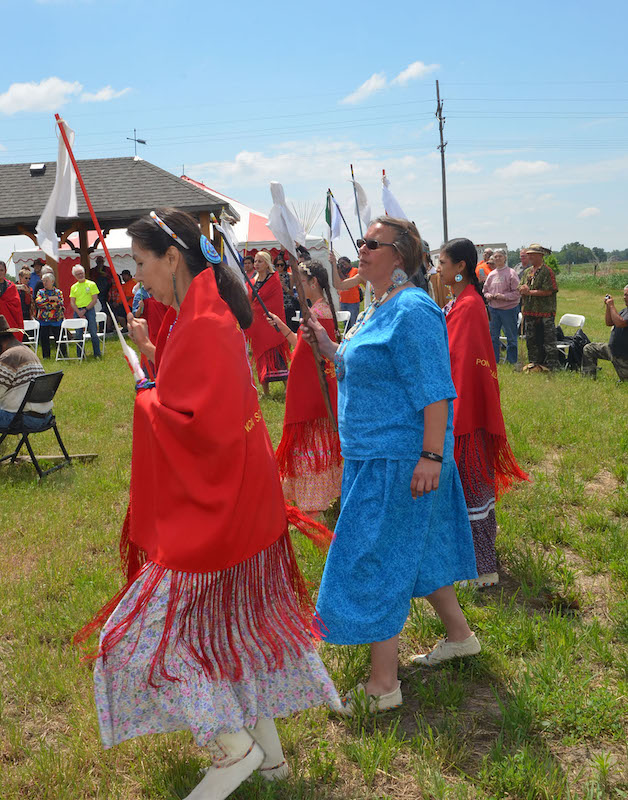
[507, 243, 628, 267]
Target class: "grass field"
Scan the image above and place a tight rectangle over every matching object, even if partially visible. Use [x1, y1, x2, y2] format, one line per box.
[1, 280, 627, 799]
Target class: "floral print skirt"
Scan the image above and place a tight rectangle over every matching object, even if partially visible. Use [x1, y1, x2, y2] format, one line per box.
[94, 565, 339, 749]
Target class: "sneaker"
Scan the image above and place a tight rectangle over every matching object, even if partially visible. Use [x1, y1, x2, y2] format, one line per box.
[458, 572, 499, 589]
[335, 681, 402, 717]
[410, 633, 481, 667]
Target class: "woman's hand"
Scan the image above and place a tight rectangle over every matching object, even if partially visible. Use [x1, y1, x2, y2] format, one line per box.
[127, 313, 150, 347]
[266, 311, 282, 330]
[411, 457, 441, 498]
[301, 314, 338, 359]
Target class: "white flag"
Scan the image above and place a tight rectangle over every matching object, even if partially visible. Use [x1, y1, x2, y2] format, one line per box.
[266, 182, 306, 257]
[214, 219, 245, 286]
[36, 120, 77, 260]
[351, 179, 371, 232]
[382, 174, 407, 219]
[325, 192, 342, 241]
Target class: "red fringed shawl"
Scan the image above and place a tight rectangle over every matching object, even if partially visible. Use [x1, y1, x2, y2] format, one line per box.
[445, 285, 528, 498]
[0, 280, 24, 342]
[246, 271, 289, 361]
[275, 307, 340, 478]
[76, 269, 331, 684]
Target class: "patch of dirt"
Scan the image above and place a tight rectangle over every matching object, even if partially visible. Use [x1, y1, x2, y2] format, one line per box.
[537, 449, 562, 476]
[549, 740, 628, 794]
[559, 546, 613, 622]
[584, 469, 620, 498]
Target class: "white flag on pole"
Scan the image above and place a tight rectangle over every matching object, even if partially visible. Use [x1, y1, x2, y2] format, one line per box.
[325, 191, 342, 241]
[351, 179, 371, 231]
[36, 120, 77, 259]
[382, 174, 407, 219]
[266, 182, 306, 257]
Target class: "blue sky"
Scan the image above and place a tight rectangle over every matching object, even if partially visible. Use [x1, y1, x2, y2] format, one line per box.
[1, 0, 627, 263]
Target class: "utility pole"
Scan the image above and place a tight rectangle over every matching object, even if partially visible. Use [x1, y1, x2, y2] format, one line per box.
[435, 80, 448, 242]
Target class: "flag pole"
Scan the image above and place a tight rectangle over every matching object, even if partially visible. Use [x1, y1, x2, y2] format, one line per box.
[54, 114, 153, 379]
[329, 189, 359, 255]
[350, 163, 364, 239]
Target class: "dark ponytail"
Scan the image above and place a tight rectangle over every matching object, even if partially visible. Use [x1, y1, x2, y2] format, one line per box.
[301, 260, 341, 342]
[440, 237, 485, 302]
[127, 207, 253, 329]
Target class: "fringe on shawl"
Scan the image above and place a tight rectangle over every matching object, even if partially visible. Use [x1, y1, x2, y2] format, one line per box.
[454, 429, 529, 501]
[74, 508, 332, 688]
[275, 417, 342, 479]
[256, 341, 290, 384]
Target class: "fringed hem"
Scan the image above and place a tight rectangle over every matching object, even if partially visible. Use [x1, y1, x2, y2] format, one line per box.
[75, 531, 322, 688]
[256, 342, 290, 384]
[455, 429, 529, 501]
[276, 417, 342, 478]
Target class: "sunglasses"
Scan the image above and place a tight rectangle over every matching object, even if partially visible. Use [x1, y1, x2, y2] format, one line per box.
[357, 238, 397, 251]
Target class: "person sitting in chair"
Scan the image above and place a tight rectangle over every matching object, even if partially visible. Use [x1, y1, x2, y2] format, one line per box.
[582, 285, 628, 382]
[0, 315, 52, 431]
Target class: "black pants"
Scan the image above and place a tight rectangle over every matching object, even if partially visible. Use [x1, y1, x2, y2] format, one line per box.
[39, 324, 67, 359]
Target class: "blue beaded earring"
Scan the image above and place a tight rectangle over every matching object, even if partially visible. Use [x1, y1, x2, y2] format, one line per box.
[392, 268, 408, 286]
[454, 273, 463, 283]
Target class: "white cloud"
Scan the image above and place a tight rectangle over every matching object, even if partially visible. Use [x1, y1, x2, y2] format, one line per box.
[449, 159, 481, 174]
[81, 85, 131, 103]
[494, 160, 557, 180]
[0, 77, 82, 114]
[578, 206, 601, 218]
[391, 61, 439, 86]
[340, 73, 387, 105]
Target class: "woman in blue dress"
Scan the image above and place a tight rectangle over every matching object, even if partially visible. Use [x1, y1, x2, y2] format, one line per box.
[304, 217, 480, 715]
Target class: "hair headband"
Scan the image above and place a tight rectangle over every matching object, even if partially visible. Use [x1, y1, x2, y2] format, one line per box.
[150, 211, 221, 264]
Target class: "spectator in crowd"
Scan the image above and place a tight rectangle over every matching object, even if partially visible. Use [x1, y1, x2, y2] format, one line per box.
[0, 314, 52, 432]
[108, 276, 127, 331]
[243, 255, 255, 282]
[94, 256, 112, 312]
[120, 269, 137, 308]
[519, 243, 560, 371]
[28, 258, 45, 291]
[274, 253, 300, 332]
[475, 248, 494, 284]
[0, 260, 24, 341]
[35, 273, 66, 359]
[514, 248, 530, 280]
[483, 249, 521, 365]
[296, 245, 311, 264]
[69, 265, 101, 358]
[331, 253, 363, 329]
[582, 285, 628, 381]
[16, 268, 34, 321]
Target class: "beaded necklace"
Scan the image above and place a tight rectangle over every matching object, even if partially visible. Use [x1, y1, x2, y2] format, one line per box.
[334, 282, 398, 381]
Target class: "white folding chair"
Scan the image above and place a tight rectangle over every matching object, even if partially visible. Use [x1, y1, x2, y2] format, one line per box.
[56, 318, 88, 362]
[556, 313, 585, 356]
[84, 311, 107, 356]
[500, 312, 523, 349]
[22, 319, 40, 352]
[336, 310, 352, 335]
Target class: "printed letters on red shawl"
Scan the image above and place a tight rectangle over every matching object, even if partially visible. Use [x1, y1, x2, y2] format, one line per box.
[275, 310, 340, 477]
[0, 281, 24, 342]
[445, 285, 528, 498]
[76, 268, 329, 685]
[247, 271, 289, 361]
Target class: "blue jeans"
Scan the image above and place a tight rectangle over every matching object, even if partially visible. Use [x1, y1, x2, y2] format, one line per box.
[74, 307, 101, 357]
[489, 306, 519, 364]
[340, 301, 360, 329]
[0, 409, 52, 432]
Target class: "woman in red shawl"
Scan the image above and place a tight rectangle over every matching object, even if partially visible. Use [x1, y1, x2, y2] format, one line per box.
[439, 238, 528, 588]
[76, 209, 338, 800]
[0, 261, 24, 342]
[246, 250, 291, 394]
[267, 260, 343, 517]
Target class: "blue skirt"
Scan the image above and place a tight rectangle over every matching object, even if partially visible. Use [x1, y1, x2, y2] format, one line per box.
[315, 458, 477, 645]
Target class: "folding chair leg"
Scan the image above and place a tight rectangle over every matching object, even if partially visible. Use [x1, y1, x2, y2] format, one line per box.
[10, 435, 27, 463]
[52, 423, 72, 463]
[22, 434, 43, 479]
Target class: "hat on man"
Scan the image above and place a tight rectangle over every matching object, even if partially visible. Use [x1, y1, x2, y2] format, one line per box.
[32, 257, 46, 266]
[0, 314, 24, 336]
[524, 242, 551, 255]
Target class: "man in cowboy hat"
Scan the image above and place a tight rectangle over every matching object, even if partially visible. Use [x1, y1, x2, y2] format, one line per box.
[0, 315, 52, 431]
[518, 243, 560, 371]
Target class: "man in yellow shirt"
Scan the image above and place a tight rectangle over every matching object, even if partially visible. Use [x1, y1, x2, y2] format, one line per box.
[69, 265, 101, 358]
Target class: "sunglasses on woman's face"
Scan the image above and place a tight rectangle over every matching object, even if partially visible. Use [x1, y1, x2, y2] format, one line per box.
[357, 238, 396, 251]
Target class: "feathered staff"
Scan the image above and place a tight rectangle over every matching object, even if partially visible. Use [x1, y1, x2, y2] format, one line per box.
[266, 182, 337, 431]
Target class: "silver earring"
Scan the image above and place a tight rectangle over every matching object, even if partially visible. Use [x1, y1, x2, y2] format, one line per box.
[172, 272, 181, 305]
[455, 273, 463, 283]
[391, 268, 408, 287]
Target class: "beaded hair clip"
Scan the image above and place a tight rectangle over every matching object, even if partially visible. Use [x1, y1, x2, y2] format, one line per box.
[150, 211, 189, 249]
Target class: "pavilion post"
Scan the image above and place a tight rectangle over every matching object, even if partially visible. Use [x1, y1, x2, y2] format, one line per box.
[78, 224, 90, 275]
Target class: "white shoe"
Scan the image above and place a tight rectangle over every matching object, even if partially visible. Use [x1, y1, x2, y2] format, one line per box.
[248, 717, 290, 781]
[410, 633, 481, 667]
[186, 729, 264, 800]
[335, 681, 402, 717]
[458, 572, 499, 589]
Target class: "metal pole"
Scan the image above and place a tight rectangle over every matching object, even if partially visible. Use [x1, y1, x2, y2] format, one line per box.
[436, 80, 448, 242]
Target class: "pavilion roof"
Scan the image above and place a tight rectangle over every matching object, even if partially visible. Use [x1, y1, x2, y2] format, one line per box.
[0, 156, 238, 236]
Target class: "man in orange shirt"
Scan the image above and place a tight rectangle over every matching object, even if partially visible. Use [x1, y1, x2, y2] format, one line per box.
[120, 269, 137, 306]
[475, 248, 494, 284]
[331, 253, 362, 329]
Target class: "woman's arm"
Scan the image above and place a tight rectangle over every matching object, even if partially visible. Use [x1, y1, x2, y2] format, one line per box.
[266, 312, 297, 347]
[410, 398, 447, 498]
[330, 251, 363, 291]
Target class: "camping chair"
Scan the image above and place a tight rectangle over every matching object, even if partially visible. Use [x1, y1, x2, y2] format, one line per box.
[56, 318, 88, 362]
[0, 371, 70, 479]
[556, 314, 585, 358]
[22, 319, 40, 352]
[83, 311, 107, 356]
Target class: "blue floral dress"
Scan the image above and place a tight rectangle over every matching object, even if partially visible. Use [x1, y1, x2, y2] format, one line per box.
[315, 288, 477, 645]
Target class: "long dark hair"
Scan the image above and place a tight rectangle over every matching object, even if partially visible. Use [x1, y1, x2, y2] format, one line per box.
[301, 260, 341, 342]
[127, 207, 253, 329]
[440, 237, 484, 301]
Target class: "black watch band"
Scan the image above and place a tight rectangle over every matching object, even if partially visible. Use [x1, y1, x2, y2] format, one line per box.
[421, 450, 443, 463]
